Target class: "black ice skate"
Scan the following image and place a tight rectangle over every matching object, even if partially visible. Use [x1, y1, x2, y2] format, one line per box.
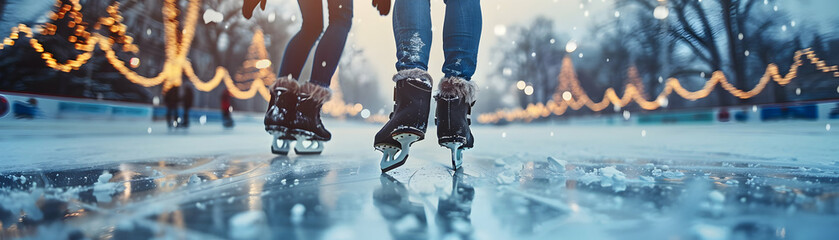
[374, 69, 433, 172]
[435, 77, 477, 169]
[264, 77, 298, 155]
[289, 82, 332, 155]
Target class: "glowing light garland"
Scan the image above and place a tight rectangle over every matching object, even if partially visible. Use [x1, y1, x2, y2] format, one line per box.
[477, 49, 839, 124]
[0, 0, 384, 121]
[3, 0, 836, 124]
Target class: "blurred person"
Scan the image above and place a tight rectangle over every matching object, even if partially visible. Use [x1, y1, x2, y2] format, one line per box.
[243, 0, 353, 155]
[164, 86, 180, 128]
[221, 88, 234, 128]
[372, 0, 482, 172]
[181, 84, 195, 128]
[13, 98, 40, 119]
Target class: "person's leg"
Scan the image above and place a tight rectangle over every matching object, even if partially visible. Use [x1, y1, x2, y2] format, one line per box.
[278, 0, 324, 80]
[436, 0, 481, 169]
[182, 107, 190, 127]
[308, 0, 353, 88]
[166, 107, 174, 127]
[376, 0, 434, 172]
[392, 0, 432, 74]
[441, 0, 482, 80]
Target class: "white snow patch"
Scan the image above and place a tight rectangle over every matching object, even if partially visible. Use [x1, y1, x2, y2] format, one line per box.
[547, 156, 567, 171]
[691, 223, 729, 240]
[496, 171, 516, 185]
[494, 158, 506, 167]
[708, 190, 725, 203]
[229, 211, 268, 240]
[189, 174, 201, 186]
[93, 171, 121, 203]
[661, 170, 685, 179]
[290, 203, 306, 224]
[393, 215, 422, 234]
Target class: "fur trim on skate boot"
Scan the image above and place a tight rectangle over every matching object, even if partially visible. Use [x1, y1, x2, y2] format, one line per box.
[272, 76, 299, 92]
[393, 68, 433, 88]
[436, 77, 478, 103]
[298, 82, 332, 104]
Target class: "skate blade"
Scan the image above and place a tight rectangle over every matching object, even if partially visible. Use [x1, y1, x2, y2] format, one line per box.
[271, 133, 292, 155]
[293, 135, 324, 155]
[378, 133, 421, 172]
[441, 142, 464, 169]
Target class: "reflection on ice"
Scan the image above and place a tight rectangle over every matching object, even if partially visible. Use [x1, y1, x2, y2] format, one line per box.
[0, 150, 838, 239]
[374, 170, 475, 239]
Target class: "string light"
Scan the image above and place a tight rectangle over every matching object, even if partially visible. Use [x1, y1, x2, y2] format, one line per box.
[0, 0, 383, 121]
[478, 49, 839, 124]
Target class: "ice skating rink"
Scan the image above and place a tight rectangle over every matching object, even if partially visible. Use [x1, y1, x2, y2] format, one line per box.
[1, 119, 838, 239]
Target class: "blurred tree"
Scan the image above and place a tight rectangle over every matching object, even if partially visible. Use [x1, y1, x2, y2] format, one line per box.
[616, 0, 794, 106]
[492, 17, 568, 108]
[337, 42, 384, 114]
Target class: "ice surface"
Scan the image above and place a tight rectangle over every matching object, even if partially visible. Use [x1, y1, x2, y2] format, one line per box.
[0, 119, 838, 239]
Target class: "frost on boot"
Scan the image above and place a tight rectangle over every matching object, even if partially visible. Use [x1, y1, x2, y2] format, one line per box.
[435, 77, 478, 169]
[375, 68, 433, 172]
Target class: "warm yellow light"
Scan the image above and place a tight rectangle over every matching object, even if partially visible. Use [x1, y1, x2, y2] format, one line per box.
[255, 59, 271, 69]
[524, 86, 534, 96]
[654, 5, 669, 19]
[562, 91, 572, 101]
[516, 80, 526, 90]
[565, 41, 578, 53]
[129, 57, 140, 68]
[478, 49, 839, 123]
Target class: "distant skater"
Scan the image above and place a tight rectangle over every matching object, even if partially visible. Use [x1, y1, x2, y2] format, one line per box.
[164, 86, 180, 128]
[243, 0, 353, 155]
[220, 89, 234, 128]
[181, 84, 194, 128]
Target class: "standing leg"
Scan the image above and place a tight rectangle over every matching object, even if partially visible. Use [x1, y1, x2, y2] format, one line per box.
[308, 0, 353, 88]
[392, 0, 433, 73]
[436, 0, 482, 169]
[374, 0, 435, 172]
[441, 0, 481, 80]
[277, 0, 324, 80]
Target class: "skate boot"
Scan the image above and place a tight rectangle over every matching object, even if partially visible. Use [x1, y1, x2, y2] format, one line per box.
[242, 0, 267, 19]
[435, 77, 477, 169]
[264, 77, 299, 155]
[290, 82, 332, 155]
[375, 69, 433, 172]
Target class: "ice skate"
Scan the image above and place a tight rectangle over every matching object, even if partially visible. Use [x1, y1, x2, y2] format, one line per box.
[375, 69, 433, 172]
[265, 77, 299, 155]
[290, 82, 332, 155]
[435, 77, 477, 170]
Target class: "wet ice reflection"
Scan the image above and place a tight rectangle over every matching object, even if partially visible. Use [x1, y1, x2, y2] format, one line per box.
[1, 151, 838, 239]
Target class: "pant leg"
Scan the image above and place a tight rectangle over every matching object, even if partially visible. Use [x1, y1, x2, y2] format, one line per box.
[392, 0, 432, 74]
[182, 108, 190, 126]
[309, 0, 353, 88]
[442, 0, 482, 80]
[278, 0, 324, 80]
[167, 108, 176, 126]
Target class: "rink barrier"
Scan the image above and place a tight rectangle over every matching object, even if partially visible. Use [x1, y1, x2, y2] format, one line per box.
[0, 91, 151, 121]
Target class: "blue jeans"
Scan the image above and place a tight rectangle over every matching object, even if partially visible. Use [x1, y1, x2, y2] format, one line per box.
[393, 0, 482, 80]
[278, 0, 352, 88]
